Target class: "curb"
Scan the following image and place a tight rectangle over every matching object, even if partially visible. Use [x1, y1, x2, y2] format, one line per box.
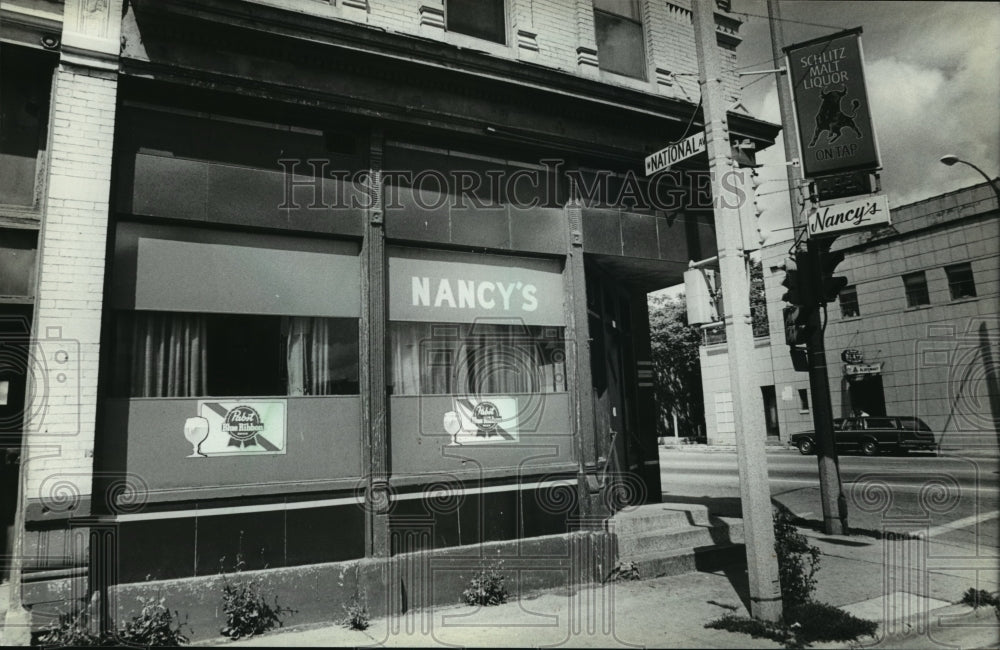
[659, 444, 797, 453]
[825, 602, 993, 649]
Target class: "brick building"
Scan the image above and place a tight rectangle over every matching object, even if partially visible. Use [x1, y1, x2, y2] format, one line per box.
[1, 0, 780, 633]
[699, 180, 999, 451]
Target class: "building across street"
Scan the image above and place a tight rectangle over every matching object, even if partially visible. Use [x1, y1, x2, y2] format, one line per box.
[699, 180, 999, 452]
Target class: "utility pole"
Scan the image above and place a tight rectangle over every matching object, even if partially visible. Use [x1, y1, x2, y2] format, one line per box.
[768, 0, 848, 535]
[691, 1, 783, 622]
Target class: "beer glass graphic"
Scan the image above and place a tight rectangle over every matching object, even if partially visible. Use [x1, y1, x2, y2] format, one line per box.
[184, 416, 210, 457]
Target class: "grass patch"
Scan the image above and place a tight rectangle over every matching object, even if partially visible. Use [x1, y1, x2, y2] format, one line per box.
[707, 602, 877, 648]
[706, 613, 793, 644]
[785, 602, 878, 644]
[959, 588, 999, 609]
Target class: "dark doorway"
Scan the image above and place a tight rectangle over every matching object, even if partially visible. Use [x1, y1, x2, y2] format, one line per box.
[585, 263, 660, 509]
[0, 306, 32, 581]
[761, 385, 780, 437]
[848, 374, 887, 416]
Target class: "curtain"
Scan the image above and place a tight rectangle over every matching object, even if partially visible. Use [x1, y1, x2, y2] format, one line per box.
[390, 322, 566, 396]
[130, 312, 207, 397]
[391, 322, 456, 395]
[287, 317, 336, 396]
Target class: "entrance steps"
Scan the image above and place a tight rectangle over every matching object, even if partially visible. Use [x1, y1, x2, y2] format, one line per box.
[607, 503, 744, 579]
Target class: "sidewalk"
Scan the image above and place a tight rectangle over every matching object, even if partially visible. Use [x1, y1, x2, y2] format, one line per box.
[659, 442, 1000, 458]
[195, 525, 998, 648]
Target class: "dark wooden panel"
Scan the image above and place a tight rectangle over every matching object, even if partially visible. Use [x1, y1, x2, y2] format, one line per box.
[656, 214, 689, 262]
[119, 397, 363, 496]
[285, 504, 365, 566]
[132, 154, 208, 220]
[388, 394, 574, 476]
[581, 209, 622, 256]
[620, 212, 659, 260]
[509, 207, 567, 255]
[195, 510, 286, 575]
[449, 205, 510, 250]
[384, 186, 451, 242]
[117, 518, 196, 583]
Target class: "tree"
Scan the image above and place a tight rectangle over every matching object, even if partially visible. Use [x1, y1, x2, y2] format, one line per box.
[648, 293, 705, 439]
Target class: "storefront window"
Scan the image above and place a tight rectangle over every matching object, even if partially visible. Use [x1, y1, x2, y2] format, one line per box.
[110, 222, 361, 399]
[387, 247, 567, 399]
[390, 321, 565, 396]
[115, 312, 359, 398]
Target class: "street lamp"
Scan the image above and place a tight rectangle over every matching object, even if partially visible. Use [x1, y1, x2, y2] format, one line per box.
[939, 154, 1000, 204]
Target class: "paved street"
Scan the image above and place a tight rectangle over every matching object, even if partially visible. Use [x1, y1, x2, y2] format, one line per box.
[661, 446, 999, 614]
[661, 447, 999, 538]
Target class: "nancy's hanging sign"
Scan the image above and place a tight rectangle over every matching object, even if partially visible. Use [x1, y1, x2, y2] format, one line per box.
[184, 400, 287, 457]
[807, 193, 890, 238]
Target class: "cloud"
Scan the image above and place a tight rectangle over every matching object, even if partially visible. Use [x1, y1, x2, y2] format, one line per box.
[736, 2, 999, 210]
[867, 45, 999, 206]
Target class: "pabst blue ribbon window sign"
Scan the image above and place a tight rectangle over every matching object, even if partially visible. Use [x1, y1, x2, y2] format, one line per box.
[185, 400, 287, 457]
[448, 397, 519, 445]
[785, 28, 881, 178]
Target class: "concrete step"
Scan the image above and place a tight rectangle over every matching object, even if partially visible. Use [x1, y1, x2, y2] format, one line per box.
[607, 504, 711, 536]
[616, 517, 743, 558]
[626, 542, 747, 580]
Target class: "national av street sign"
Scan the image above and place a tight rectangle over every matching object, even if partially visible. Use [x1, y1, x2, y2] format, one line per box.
[645, 132, 706, 175]
[807, 193, 890, 238]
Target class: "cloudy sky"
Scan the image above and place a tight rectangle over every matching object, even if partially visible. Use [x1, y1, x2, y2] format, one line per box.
[730, 1, 1000, 240]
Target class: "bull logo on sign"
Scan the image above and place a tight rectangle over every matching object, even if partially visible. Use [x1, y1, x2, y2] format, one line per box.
[808, 86, 863, 147]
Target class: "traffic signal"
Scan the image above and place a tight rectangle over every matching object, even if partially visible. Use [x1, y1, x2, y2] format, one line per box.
[817, 249, 848, 304]
[783, 305, 817, 346]
[779, 251, 817, 308]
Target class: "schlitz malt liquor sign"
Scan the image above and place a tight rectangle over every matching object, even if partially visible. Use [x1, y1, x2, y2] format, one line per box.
[187, 400, 287, 457]
[785, 28, 881, 179]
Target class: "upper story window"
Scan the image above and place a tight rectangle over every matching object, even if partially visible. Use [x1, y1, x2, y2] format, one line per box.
[446, 0, 506, 44]
[0, 228, 38, 297]
[902, 271, 930, 307]
[839, 285, 860, 318]
[593, 0, 646, 79]
[944, 262, 977, 300]
[0, 44, 55, 208]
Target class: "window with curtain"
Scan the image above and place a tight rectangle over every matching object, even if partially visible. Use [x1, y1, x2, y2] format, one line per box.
[115, 311, 359, 397]
[944, 262, 977, 300]
[390, 322, 566, 396]
[839, 285, 860, 318]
